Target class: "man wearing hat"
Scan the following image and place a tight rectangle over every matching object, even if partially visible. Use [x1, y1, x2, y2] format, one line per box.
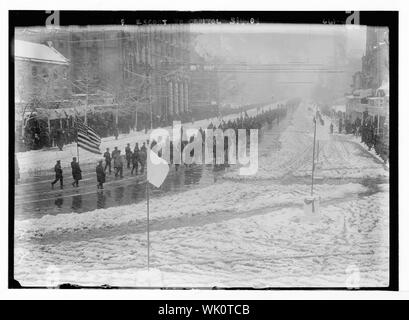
[51, 160, 63, 189]
[71, 157, 82, 187]
[113, 150, 124, 178]
[96, 160, 106, 189]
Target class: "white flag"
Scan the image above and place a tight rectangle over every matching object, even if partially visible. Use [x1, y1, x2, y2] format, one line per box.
[147, 149, 169, 188]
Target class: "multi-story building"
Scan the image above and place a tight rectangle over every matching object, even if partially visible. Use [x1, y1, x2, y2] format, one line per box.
[361, 27, 389, 90]
[15, 24, 192, 125]
[14, 39, 71, 105]
[14, 39, 71, 133]
[346, 27, 389, 124]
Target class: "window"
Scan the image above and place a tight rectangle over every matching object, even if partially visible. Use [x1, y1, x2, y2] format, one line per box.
[42, 68, 49, 78]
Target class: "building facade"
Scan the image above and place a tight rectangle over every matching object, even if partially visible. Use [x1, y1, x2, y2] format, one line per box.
[15, 25, 192, 123]
[346, 27, 389, 123]
[361, 27, 389, 90]
[14, 39, 71, 129]
[14, 39, 71, 106]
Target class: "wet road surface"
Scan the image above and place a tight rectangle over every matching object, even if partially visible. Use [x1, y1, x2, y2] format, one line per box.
[15, 110, 386, 222]
[14, 117, 290, 221]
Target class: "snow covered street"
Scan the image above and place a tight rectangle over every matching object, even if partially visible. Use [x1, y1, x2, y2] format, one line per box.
[14, 102, 390, 288]
[15, 186, 389, 287]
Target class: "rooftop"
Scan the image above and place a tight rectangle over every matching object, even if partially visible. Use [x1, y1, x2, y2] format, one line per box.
[14, 39, 69, 65]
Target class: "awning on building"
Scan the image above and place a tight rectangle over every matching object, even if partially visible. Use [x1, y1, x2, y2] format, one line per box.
[14, 40, 69, 65]
[367, 106, 388, 117]
[352, 89, 373, 98]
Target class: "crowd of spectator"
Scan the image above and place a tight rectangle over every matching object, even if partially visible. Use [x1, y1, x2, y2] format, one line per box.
[336, 111, 389, 163]
[16, 99, 301, 154]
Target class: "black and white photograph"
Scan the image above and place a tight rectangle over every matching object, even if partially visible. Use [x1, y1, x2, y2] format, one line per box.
[6, 7, 401, 296]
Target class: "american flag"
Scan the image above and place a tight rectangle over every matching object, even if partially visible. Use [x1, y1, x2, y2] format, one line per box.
[75, 118, 101, 154]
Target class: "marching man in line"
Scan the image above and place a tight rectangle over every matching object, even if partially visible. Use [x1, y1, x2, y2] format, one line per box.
[114, 150, 124, 178]
[104, 147, 112, 174]
[71, 157, 82, 187]
[51, 160, 63, 189]
[96, 160, 106, 189]
[125, 143, 132, 169]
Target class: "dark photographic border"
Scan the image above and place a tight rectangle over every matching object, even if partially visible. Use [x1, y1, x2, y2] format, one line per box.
[8, 10, 399, 290]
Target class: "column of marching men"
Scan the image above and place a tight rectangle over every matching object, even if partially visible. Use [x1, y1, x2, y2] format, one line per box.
[32, 105, 292, 191]
[50, 142, 149, 190]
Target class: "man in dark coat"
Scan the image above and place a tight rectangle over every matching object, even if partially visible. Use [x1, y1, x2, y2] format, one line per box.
[96, 160, 106, 189]
[140, 142, 147, 153]
[71, 157, 82, 187]
[139, 148, 146, 173]
[111, 146, 119, 160]
[104, 147, 111, 174]
[114, 150, 124, 178]
[51, 160, 63, 189]
[367, 123, 375, 151]
[131, 145, 139, 175]
[125, 143, 132, 169]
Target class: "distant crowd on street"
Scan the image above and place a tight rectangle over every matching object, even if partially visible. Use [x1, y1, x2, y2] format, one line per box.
[47, 106, 291, 190]
[16, 108, 196, 152]
[326, 110, 389, 163]
[15, 100, 302, 189]
[16, 101, 299, 153]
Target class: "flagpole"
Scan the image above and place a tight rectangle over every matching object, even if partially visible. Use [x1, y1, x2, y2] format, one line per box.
[77, 141, 80, 164]
[311, 111, 317, 197]
[75, 119, 80, 164]
[146, 180, 150, 271]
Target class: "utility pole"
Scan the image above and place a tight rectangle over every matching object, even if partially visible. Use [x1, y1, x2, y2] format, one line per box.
[145, 70, 149, 133]
[217, 35, 221, 118]
[135, 103, 138, 131]
[311, 106, 318, 196]
[150, 73, 153, 130]
[116, 102, 119, 127]
[85, 80, 88, 125]
[84, 46, 88, 125]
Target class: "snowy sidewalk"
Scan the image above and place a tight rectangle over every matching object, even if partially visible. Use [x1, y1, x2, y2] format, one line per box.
[15, 181, 369, 240]
[16, 102, 280, 174]
[333, 133, 389, 169]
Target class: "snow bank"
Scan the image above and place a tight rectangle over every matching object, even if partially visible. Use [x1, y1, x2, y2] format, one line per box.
[16, 181, 367, 240]
[15, 190, 389, 287]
